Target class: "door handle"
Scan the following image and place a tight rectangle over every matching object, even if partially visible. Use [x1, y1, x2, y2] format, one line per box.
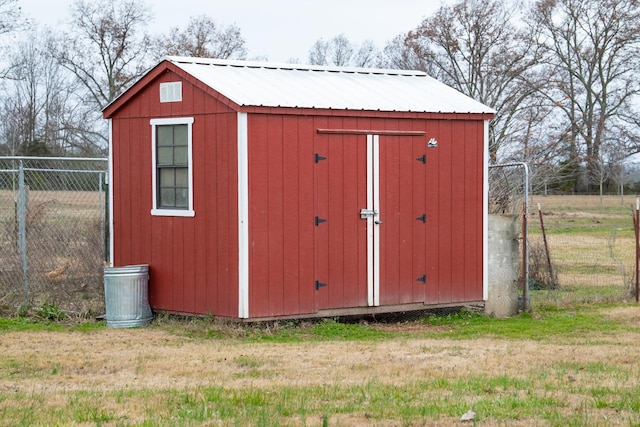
[375, 220, 383, 225]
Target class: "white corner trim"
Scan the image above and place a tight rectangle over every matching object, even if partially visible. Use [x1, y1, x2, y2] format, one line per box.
[237, 112, 250, 318]
[483, 120, 490, 301]
[150, 117, 195, 217]
[108, 119, 114, 266]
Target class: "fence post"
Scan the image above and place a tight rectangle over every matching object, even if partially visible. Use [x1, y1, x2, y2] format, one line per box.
[103, 172, 110, 263]
[99, 172, 105, 262]
[17, 161, 29, 305]
[635, 197, 639, 303]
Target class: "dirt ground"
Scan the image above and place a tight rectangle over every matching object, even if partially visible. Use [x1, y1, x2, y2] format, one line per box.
[2, 307, 639, 395]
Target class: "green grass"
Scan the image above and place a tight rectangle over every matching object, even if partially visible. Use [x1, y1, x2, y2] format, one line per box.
[529, 200, 635, 235]
[3, 305, 634, 343]
[0, 316, 105, 332]
[2, 375, 639, 426]
[420, 306, 637, 341]
[2, 305, 640, 426]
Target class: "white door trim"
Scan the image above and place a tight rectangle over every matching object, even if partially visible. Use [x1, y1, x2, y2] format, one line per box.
[365, 134, 381, 306]
[366, 135, 375, 306]
[372, 135, 381, 306]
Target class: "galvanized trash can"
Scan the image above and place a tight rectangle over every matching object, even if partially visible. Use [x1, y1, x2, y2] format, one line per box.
[103, 264, 153, 328]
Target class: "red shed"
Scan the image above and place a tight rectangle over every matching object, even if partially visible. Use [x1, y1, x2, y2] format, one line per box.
[103, 57, 494, 320]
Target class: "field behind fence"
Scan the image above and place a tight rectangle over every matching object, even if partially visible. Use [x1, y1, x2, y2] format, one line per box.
[0, 156, 638, 317]
[528, 194, 638, 307]
[0, 157, 108, 316]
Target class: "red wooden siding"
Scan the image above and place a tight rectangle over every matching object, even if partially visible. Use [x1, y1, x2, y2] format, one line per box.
[314, 128, 369, 312]
[423, 119, 484, 305]
[378, 134, 427, 306]
[247, 114, 319, 317]
[110, 70, 239, 317]
[245, 114, 484, 318]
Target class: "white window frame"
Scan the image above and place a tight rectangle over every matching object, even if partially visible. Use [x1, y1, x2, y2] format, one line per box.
[150, 117, 195, 217]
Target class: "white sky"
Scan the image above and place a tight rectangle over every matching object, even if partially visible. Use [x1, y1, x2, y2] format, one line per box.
[18, 0, 446, 63]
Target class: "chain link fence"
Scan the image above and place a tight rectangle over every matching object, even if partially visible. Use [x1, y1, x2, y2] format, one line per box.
[0, 157, 108, 315]
[0, 156, 636, 318]
[488, 163, 636, 309]
[529, 194, 637, 306]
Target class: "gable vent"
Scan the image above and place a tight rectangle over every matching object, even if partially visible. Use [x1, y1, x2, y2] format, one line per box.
[160, 81, 182, 103]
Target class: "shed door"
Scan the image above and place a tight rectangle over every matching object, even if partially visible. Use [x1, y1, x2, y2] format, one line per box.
[314, 134, 427, 311]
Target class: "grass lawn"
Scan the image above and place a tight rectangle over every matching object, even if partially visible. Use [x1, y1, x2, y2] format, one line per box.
[2, 304, 640, 426]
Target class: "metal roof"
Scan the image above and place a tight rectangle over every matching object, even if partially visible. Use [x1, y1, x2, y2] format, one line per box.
[166, 56, 495, 115]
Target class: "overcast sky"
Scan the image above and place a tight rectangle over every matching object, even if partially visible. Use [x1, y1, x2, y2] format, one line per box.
[18, 0, 447, 63]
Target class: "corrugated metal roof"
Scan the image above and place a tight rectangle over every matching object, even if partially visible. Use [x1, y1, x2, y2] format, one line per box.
[166, 56, 495, 115]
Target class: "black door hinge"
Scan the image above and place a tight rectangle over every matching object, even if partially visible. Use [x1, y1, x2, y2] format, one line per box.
[315, 216, 327, 226]
[417, 274, 427, 283]
[315, 280, 328, 290]
[416, 213, 427, 223]
[315, 153, 327, 163]
[416, 154, 426, 164]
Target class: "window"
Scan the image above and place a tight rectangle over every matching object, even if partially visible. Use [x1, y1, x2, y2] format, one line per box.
[151, 117, 195, 217]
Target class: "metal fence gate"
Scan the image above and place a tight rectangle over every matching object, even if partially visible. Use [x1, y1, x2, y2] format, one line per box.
[0, 157, 108, 314]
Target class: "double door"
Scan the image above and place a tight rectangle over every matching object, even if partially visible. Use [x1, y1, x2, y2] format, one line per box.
[314, 134, 428, 310]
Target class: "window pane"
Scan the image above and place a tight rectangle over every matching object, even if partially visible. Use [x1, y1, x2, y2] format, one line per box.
[175, 168, 188, 186]
[154, 121, 192, 212]
[159, 168, 175, 187]
[157, 147, 174, 165]
[174, 125, 188, 145]
[157, 126, 173, 146]
[159, 188, 175, 207]
[174, 146, 188, 165]
[176, 188, 189, 207]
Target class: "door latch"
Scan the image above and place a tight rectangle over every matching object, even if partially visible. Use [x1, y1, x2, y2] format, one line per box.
[360, 208, 378, 219]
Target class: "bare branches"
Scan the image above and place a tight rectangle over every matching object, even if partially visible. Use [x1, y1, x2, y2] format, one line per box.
[400, 0, 544, 162]
[308, 34, 380, 67]
[51, 0, 154, 110]
[155, 15, 247, 60]
[529, 0, 640, 180]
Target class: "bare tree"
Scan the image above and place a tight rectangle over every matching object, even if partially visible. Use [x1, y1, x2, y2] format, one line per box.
[0, 0, 28, 77]
[0, 29, 104, 156]
[156, 15, 247, 59]
[0, 0, 20, 33]
[51, 0, 154, 111]
[379, 33, 433, 71]
[529, 0, 640, 184]
[308, 39, 330, 65]
[308, 34, 380, 67]
[403, 0, 543, 162]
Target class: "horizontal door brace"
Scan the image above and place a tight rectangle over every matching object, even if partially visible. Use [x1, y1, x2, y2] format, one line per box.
[317, 129, 426, 136]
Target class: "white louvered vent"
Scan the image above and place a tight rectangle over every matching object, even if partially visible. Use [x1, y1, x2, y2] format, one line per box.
[160, 81, 182, 103]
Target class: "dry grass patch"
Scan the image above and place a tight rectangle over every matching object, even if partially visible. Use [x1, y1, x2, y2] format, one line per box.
[2, 313, 640, 425]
